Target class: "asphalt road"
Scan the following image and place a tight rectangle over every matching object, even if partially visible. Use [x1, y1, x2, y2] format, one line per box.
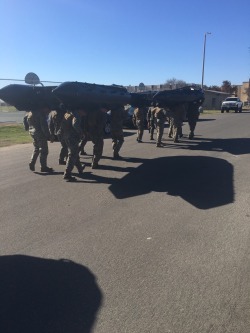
[1, 112, 250, 333]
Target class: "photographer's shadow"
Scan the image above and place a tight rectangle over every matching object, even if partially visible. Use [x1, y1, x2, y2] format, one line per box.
[0, 255, 103, 333]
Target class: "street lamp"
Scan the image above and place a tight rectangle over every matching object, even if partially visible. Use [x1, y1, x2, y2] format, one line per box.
[201, 32, 211, 89]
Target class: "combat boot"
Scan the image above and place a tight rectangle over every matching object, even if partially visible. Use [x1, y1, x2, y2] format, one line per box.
[188, 131, 194, 139]
[63, 173, 77, 182]
[91, 162, 99, 169]
[113, 152, 122, 160]
[41, 166, 54, 173]
[29, 162, 35, 171]
[77, 164, 86, 175]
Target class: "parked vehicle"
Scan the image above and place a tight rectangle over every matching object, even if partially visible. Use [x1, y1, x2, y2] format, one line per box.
[123, 106, 135, 128]
[221, 97, 243, 113]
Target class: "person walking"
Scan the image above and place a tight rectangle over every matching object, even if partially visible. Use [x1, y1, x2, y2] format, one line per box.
[86, 106, 107, 169]
[186, 101, 200, 139]
[61, 109, 86, 181]
[110, 105, 125, 159]
[26, 105, 54, 173]
[48, 104, 68, 165]
[154, 104, 167, 147]
[147, 104, 156, 140]
[132, 107, 145, 142]
[169, 103, 186, 143]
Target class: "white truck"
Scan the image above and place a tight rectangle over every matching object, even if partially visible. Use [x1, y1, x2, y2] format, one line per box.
[221, 97, 243, 113]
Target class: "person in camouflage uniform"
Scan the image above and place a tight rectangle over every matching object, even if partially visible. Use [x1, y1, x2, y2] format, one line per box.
[154, 104, 167, 147]
[79, 114, 88, 156]
[26, 106, 54, 172]
[86, 106, 107, 169]
[147, 104, 156, 140]
[132, 107, 145, 142]
[61, 110, 86, 181]
[48, 104, 68, 165]
[169, 103, 186, 143]
[110, 105, 124, 159]
[186, 101, 200, 139]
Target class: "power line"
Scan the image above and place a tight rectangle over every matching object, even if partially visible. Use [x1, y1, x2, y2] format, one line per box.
[0, 78, 63, 84]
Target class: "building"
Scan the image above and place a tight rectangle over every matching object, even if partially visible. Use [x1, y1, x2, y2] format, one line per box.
[202, 90, 230, 110]
[236, 80, 250, 105]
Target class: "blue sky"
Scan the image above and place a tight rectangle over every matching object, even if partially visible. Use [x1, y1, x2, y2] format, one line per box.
[0, 0, 249, 89]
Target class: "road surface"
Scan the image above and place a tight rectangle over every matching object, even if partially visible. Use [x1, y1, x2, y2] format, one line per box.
[0, 112, 250, 333]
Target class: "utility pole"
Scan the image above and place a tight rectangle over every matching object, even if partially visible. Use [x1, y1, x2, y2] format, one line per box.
[201, 32, 211, 89]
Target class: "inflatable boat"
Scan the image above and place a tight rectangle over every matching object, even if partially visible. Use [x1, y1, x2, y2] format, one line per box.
[52, 81, 131, 109]
[0, 84, 59, 111]
[153, 87, 204, 107]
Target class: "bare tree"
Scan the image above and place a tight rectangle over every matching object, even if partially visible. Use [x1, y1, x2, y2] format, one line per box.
[207, 85, 221, 91]
[165, 78, 187, 89]
[221, 80, 233, 93]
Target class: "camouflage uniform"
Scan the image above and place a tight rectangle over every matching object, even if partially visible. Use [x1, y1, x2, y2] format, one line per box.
[27, 108, 53, 172]
[110, 105, 124, 159]
[79, 115, 88, 155]
[147, 107, 156, 140]
[48, 110, 68, 164]
[154, 107, 166, 147]
[61, 111, 85, 181]
[169, 104, 186, 143]
[186, 102, 200, 139]
[87, 108, 106, 169]
[132, 107, 145, 142]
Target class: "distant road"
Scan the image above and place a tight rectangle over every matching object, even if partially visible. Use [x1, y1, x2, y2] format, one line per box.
[0, 111, 26, 124]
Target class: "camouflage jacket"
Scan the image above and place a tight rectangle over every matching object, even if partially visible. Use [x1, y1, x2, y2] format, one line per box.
[86, 109, 106, 138]
[132, 107, 145, 122]
[154, 107, 166, 124]
[48, 110, 65, 136]
[110, 106, 124, 131]
[27, 110, 50, 140]
[61, 112, 83, 139]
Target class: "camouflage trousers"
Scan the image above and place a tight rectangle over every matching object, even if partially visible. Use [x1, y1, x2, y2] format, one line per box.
[188, 117, 198, 133]
[168, 116, 183, 142]
[136, 120, 144, 141]
[111, 129, 124, 155]
[64, 136, 82, 174]
[149, 120, 155, 139]
[57, 134, 68, 162]
[79, 133, 88, 154]
[30, 133, 48, 168]
[89, 134, 104, 164]
[156, 122, 165, 144]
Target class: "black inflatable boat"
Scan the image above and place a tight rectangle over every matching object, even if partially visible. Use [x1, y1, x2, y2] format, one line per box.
[0, 84, 59, 111]
[52, 81, 131, 109]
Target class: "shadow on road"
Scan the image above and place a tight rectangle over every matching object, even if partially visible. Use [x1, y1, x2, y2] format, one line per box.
[0, 255, 103, 333]
[108, 156, 234, 209]
[175, 137, 250, 156]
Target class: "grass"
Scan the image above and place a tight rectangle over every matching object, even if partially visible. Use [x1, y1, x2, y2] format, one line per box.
[0, 105, 18, 112]
[0, 124, 32, 147]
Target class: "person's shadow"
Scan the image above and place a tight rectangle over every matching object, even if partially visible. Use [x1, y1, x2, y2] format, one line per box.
[0, 255, 103, 333]
[109, 156, 234, 209]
